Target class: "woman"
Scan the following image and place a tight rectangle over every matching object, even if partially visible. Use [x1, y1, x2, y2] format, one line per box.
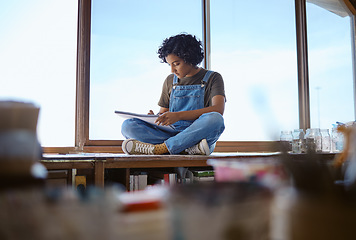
[121, 33, 226, 155]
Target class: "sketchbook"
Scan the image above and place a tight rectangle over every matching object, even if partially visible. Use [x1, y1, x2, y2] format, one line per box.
[115, 110, 175, 132]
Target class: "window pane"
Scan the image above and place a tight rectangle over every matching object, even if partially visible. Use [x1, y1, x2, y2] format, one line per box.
[306, 3, 354, 129]
[210, 0, 298, 141]
[0, 1, 77, 147]
[90, 0, 202, 140]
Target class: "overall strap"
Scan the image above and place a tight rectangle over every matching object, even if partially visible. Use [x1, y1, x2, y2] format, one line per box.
[202, 70, 213, 84]
[173, 74, 179, 85]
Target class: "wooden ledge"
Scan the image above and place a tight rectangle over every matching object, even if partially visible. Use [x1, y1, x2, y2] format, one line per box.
[41, 152, 281, 169]
[41, 152, 336, 169]
[42, 152, 280, 160]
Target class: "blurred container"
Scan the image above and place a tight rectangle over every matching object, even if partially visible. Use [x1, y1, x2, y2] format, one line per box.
[207, 156, 285, 189]
[0, 130, 40, 162]
[331, 126, 343, 153]
[0, 100, 40, 159]
[0, 186, 121, 240]
[292, 129, 305, 154]
[0, 101, 39, 132]
[305, 128, 322, 153]
[280, 130, 293, 152]
[169, 182, 272, 240]
[0, 100, 44, 189]
[289, 192, 356, 240]
[320, 129, 331, 153]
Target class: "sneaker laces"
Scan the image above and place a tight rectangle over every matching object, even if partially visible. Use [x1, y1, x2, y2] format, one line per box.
[135, 142, 154, 154]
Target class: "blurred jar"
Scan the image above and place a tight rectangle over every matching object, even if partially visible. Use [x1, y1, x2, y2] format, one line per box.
[305, 128, 322, 153]
[289, 191, 356, 240]
[0, 101, 44, 190]
[331, 126, 343, 153]
[0, 101, 41, 161]
[292, 129, 305, 154]
[320, 129, 331, 153]
[169, 182, 272, 240]
[280, 130, 293, 152]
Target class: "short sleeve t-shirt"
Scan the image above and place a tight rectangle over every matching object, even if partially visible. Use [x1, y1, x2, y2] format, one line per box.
[158, 68, 226, 109]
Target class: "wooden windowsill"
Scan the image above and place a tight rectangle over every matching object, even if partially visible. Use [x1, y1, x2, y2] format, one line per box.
[42, 141, 280, 154]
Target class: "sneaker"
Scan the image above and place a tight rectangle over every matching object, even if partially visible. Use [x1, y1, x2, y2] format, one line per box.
[122, 139, 154, 155]
[184, 139, 210, 155]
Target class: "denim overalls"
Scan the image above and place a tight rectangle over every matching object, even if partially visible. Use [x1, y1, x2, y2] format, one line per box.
[170, 70, 213, 131]
[121, 70, 225, 154]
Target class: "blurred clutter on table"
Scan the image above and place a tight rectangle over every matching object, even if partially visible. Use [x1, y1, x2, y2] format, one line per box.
[1, 100, 356, 240]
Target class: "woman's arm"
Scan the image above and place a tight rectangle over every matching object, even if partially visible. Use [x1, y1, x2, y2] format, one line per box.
[155, 95, 225, 126]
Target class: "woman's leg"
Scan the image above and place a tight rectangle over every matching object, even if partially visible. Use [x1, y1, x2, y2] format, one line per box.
[165, 112, 225, 154]
[121, 118, 177, 144]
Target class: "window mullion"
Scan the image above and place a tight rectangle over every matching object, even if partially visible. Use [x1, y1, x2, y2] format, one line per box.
[202, 0, 211, 69]
[76, 0, 91, 150]
[295, 0, 311, 130]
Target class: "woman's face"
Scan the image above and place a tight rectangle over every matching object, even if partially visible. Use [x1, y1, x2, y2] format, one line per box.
[165, 54, 198, 78]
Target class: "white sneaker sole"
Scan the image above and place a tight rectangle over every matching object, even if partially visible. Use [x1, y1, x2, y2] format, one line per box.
[200, 139, 210, 155]
[122, 138, 133, 155]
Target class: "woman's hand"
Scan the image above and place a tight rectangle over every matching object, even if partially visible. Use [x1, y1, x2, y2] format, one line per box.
[155, 111, 180, 126]
[148, 110, 155, 115]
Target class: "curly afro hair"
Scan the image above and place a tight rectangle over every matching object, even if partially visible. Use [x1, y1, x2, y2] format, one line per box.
[158, 33, 204, 66]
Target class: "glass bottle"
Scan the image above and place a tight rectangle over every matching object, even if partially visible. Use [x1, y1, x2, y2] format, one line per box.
[320, 129, 331, 153]
[292, 129, 305, 153]
[331, 126, 344, 153]
[305, 128, 322, 153]
[280, 130, 293, 152]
